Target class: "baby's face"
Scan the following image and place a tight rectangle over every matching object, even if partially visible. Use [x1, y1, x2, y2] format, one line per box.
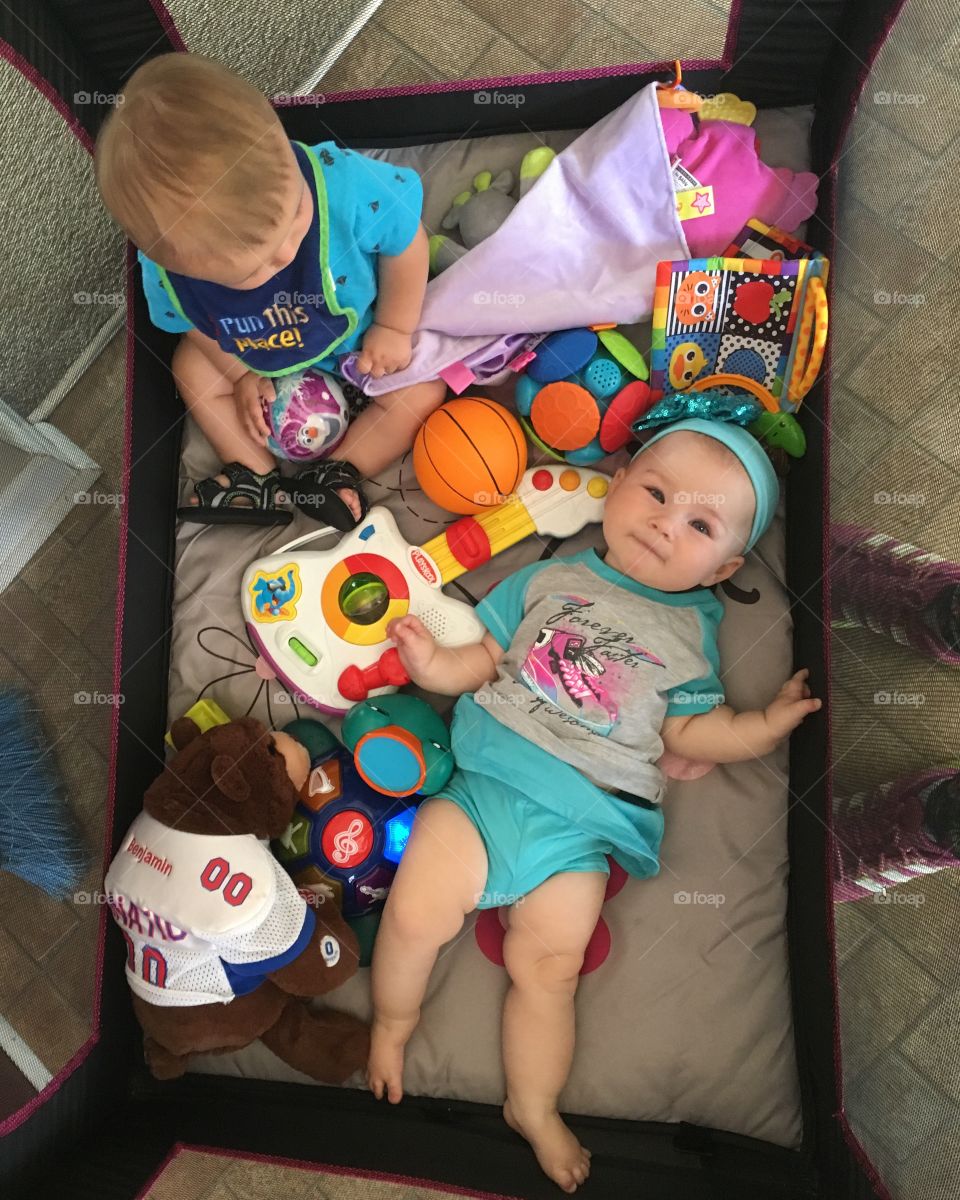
[602, 431, 755, 592]
[172, 138, 313, 289]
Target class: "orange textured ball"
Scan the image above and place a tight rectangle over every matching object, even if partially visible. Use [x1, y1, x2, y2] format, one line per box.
[413, 397, 528, 514]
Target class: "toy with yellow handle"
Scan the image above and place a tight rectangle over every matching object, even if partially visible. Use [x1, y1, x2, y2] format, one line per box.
[786, 276, 828, 408]
[241, 464, 609, 714]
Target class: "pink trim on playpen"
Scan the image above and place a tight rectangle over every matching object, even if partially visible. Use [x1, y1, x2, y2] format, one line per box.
[821, 2, 910, 1197]
[135, 1142, 523, 1200]
[145, 0, 188, 52]
[290, 55, 727, 109]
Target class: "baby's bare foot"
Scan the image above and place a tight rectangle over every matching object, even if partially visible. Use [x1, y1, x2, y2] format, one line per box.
[367, 1017, 411, 1104]
[504, 1099, 592, 1193]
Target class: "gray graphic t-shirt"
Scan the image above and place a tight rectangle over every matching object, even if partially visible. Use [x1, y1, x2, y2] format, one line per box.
[459, 548, 725, 803]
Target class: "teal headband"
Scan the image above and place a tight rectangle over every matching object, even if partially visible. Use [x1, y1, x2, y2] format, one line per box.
[632, 418, 779, 552]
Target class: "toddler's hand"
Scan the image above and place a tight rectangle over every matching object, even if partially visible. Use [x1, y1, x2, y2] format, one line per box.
[356, 323, 413, 379]
[234, 372, 275, 447]
[387, 615, 437, 680]
[763, 669, 821, 742]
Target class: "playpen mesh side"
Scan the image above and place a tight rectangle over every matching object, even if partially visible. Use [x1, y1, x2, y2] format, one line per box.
[827, 0, 960, 1195]
[0, 58, 123, 418]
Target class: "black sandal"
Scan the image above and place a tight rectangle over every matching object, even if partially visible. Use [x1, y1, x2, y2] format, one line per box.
[177, 462, 293, 527]
[290, 459, 369, 532]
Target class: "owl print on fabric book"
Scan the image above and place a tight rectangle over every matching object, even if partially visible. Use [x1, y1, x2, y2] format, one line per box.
[649, 253, 828, 408]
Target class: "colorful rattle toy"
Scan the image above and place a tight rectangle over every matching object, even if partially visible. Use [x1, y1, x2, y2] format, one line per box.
[342, 694, 454, 798]
[261, 368, 350, 462]
[515, 325, 653, 464]
[241, 463, 609, 713]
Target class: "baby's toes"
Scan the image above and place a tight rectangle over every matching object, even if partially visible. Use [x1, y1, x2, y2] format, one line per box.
[335, 487, 362, 521]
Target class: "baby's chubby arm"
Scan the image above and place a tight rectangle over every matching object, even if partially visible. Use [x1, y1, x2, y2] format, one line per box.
[661, 669, 821, 763]
[387, 614, 504, 696]
[356, 225, 430, 379]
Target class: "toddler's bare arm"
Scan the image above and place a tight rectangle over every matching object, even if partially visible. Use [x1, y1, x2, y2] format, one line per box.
[662, 669, 821, 763]
[355, 225, 430, 378]
[372, 224, 430, 336]
[387, 614, 504, 695]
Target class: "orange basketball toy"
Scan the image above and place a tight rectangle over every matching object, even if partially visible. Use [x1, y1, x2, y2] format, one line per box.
[413, 397, 528, 514]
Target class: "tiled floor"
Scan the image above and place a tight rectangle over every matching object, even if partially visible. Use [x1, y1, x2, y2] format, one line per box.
[824, 0, 960, 1193]
[0, 331, 124, 1111]
[145, 1148, 493, 1200]
[318, 0, 729, 93]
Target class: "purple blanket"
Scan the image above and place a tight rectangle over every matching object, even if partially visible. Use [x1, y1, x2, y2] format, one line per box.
[341, 82, 688, 396]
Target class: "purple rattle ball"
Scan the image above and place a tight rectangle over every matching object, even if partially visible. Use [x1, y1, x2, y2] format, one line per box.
[262, 369, 350, 462]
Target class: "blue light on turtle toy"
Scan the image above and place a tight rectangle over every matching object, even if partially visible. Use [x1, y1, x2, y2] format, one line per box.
[515, 326, 654, 464]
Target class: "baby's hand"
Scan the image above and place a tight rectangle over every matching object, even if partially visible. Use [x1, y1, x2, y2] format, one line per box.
[356, 323, 413, 379]
[764, 669, 821, 742]
[234, 371, 275, 446]
[387, 615, 437, 680]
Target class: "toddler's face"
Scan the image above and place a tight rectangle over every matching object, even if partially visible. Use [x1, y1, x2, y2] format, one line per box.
[173, 139, 313, 289]
[602, 431, 755, 592]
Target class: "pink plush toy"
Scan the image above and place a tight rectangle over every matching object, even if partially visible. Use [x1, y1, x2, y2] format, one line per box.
[660, 108, 819, 258]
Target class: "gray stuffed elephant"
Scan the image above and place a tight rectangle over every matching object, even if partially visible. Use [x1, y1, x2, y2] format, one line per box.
[428, 148, 555, 274]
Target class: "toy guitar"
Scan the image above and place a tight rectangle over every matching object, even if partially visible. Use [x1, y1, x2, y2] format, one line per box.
[242, 464, 609, 713]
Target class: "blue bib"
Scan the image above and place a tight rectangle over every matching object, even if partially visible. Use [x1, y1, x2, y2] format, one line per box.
[157, 143, 358, 377]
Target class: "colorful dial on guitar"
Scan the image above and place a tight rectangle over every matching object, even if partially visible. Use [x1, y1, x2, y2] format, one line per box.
[320, 553, 409, 645]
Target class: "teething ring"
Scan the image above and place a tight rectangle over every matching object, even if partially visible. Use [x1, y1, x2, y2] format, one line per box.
[788, 277, 828, 407]
[689, 373, 779, 413]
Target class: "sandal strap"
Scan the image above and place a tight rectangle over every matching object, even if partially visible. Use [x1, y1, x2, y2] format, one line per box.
[193, 463, 283, 512]
[291, 459, 369, 532]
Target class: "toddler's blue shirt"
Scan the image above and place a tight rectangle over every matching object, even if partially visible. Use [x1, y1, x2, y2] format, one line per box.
[137, 141, 422, 374]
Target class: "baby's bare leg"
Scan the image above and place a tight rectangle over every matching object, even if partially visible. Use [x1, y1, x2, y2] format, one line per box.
[172, 335, 274, 475]
[368, 797, 487, 1104]
[336, 378, 447, 478]
[502, 871, 608, 1194]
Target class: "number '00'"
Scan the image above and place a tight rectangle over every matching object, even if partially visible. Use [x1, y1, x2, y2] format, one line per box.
[200, 857, 253, 906]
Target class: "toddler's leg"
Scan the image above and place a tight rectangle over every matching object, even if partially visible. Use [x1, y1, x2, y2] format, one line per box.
[335, 378, 447, 478]
[501, 871, 608, 1194]
[172, 335, 274, 475]
[368, 796, 487, 1104]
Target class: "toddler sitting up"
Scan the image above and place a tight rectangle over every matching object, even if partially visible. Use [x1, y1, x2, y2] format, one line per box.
[95, 54, 445, 531]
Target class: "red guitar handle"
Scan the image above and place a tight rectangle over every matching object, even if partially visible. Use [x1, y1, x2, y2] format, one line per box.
[338, 647, 410, 702]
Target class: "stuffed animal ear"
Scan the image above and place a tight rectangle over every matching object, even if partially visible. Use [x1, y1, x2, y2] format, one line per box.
[210, 754, 251, 804]
[491, 169, 514, 195]
[170, 718, 202, 751]
[440, 189, 472, 231]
